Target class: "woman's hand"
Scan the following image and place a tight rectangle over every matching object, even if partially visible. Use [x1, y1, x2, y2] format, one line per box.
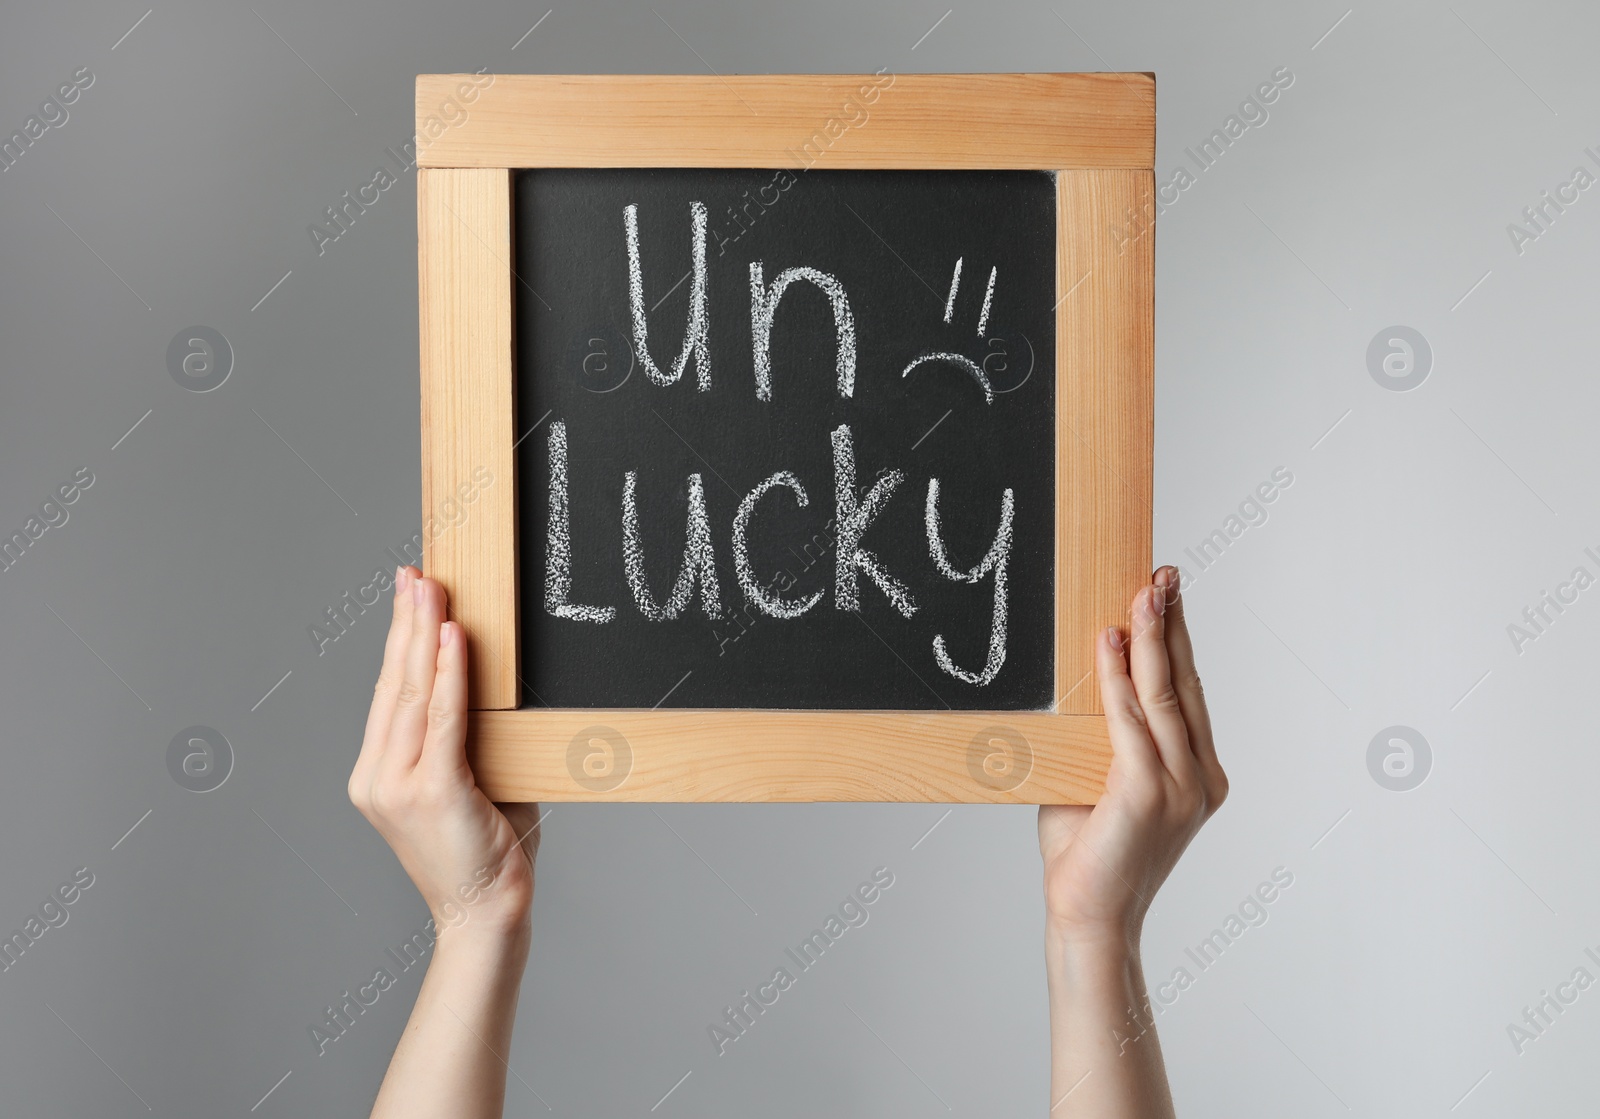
[349, 567, 540, 944]
[352, 568, 541, 1119]
[1039, 566, 1227, 952]
[1040, 567, 1226, 1116]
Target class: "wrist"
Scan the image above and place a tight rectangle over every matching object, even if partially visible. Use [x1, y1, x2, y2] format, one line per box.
[433, 914, 531, 972]
[1045, 931, 1145, 1043]
[1046, 919, 1141, 980]
[426, 863, 534, 945]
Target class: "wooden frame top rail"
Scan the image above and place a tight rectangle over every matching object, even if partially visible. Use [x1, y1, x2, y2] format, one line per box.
[416, 73, 1154, 170]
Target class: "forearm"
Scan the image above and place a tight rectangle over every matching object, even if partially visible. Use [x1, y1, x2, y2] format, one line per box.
[370, 925, 530, 1119]
[1045, 929, 1176, 1118]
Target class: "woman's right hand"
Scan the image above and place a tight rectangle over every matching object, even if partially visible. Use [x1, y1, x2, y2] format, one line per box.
[1038, 566, 1228, 952]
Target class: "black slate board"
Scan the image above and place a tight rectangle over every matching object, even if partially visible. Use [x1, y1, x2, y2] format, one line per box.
[515, 168, 1055, 709]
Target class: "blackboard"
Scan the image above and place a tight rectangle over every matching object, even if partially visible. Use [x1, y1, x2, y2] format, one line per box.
[514, 168, 1057, 710]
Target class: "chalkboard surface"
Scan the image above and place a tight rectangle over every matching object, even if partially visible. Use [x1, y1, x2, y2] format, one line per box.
[515, 168, 1055, 710]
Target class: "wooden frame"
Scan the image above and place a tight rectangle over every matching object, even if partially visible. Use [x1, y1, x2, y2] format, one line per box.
[418, 73, 1153, 803]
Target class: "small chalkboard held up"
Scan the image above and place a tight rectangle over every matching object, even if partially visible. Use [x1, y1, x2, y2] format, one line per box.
[416, 74, 1154, 803]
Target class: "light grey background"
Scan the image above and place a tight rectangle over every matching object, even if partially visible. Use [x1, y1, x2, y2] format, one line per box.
[1, 0, 1595, 1114]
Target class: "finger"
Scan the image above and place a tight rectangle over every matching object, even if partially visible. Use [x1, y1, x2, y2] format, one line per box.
[1157, 566, 1222, 792]
[1128, 583, 1200, 784]
[418, 620, 470, 779]
[355, 567, 418, 780]
[1096, 626, 1162, 782]
[383, 575, 445, 774]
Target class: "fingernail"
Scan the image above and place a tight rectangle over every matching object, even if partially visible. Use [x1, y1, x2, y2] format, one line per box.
[1106, 626, 1123, 652]
[395, 566, 410, 593]
[1152, 586, 1166, 616]
[439, 621, 454, 647]
[413, 579, 425, 607]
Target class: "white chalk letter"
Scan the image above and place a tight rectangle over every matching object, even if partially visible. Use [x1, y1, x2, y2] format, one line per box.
[545, 421, 616, 623]
[623, 471, 725, 620]
[832, 424, 916, 617]
[625, 201, 711, 390]
[749, 263, 857, 401]
[733, 471, 824, 619]
[925, 478, 1013, 685]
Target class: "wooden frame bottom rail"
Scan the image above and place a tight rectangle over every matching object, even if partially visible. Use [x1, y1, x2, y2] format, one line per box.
[468, 710, 1112, 803]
